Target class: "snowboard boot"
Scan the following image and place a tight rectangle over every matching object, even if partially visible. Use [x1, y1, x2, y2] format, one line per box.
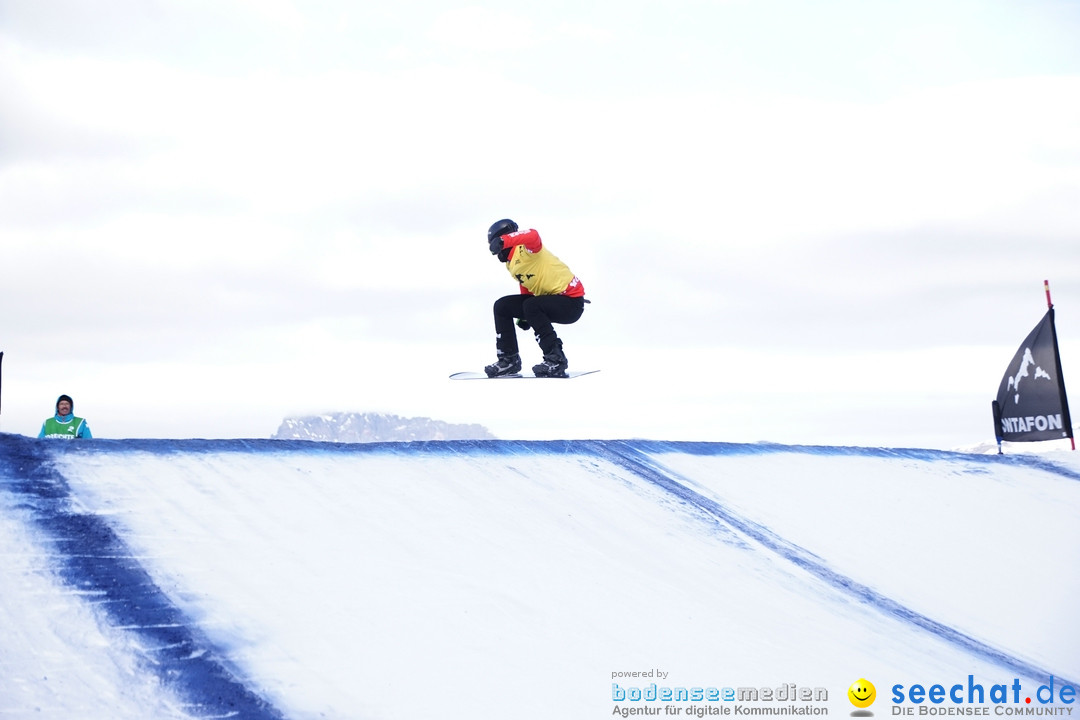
[532, 346, 569, 378]
[484, 352, 522, 378]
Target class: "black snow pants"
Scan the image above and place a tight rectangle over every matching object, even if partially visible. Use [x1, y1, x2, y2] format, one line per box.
[493, 294, 586, 356]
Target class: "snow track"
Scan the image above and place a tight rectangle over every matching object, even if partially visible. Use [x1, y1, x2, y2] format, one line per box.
[593, 440, 1078, 686]
[1, 434, 1077, 719]
[0, 437, 284, 719]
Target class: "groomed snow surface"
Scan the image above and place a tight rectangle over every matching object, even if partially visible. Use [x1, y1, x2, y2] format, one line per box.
[1, 434, 1078, 719]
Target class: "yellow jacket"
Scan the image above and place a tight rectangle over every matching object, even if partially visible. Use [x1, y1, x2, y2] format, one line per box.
[500, 229, 585, 297]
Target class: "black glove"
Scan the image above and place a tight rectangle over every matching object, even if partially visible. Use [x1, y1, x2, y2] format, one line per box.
[489, 236, 504, 255]
[516, 318, 531, 331]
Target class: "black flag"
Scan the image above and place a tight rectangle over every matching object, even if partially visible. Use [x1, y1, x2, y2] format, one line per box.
[992, 309, 1073, 443]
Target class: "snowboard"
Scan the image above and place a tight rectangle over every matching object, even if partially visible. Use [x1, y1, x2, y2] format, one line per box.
[450, 370, 600, 380]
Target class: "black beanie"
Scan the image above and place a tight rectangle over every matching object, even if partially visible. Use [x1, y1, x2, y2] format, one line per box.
[56, 394, 74, 413]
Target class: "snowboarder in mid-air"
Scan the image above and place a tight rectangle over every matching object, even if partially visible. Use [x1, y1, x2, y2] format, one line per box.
[484, 219, 586, 378]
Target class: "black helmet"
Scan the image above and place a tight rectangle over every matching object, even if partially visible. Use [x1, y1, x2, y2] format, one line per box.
[487, 219, 518, 243]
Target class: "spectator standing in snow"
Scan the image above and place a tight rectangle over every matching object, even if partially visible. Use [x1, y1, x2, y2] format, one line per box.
[484, 219, 586, 378]
[38, 394, 93, 439]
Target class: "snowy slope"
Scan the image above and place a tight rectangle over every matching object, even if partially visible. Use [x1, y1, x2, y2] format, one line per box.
[1, 434, 1077, 719]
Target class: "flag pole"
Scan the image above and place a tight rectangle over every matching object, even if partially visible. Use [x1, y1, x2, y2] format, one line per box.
[1045, 280, 1076, 450]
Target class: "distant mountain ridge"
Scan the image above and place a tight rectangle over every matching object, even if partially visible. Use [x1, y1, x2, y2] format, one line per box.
[272, 412, 496, 443]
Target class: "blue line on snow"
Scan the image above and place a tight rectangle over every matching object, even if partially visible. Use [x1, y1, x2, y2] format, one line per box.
[59, 435, 1080, 487]
[0, 434, 285, 720]
[588, 440, 1077, 687]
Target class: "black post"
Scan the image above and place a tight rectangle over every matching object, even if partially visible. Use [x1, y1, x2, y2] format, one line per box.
[991, 399, 1003, 455]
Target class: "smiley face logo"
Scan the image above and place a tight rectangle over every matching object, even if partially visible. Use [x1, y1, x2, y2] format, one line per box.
[848, 679, 876, 708]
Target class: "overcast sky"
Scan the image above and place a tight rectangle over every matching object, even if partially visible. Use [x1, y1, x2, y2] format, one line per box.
[2, 0, 1079, 449]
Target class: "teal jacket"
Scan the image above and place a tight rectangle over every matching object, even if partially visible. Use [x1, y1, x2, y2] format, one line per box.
[38, 414, 92, 439]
